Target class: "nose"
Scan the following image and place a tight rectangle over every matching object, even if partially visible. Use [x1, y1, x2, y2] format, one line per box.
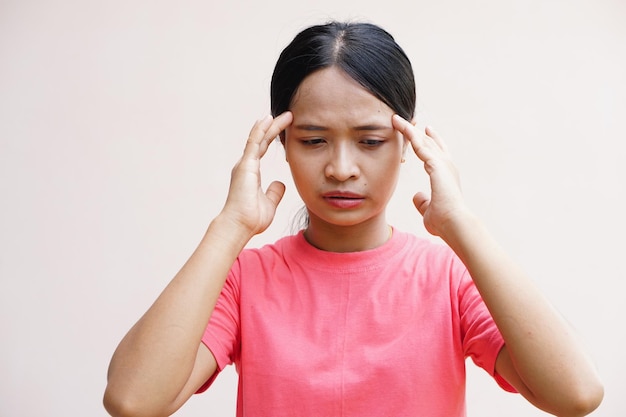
[324, 143, 360, 181]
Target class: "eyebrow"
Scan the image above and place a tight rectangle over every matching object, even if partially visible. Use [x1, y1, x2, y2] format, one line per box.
[293, 124, 392, 132]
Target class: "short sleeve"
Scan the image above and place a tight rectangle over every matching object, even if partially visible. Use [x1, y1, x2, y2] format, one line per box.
[196, 258, 242, 393]
[458, 268, 517, 393]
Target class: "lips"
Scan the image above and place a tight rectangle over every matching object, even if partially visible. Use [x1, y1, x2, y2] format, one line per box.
[322, 191, 365, 209]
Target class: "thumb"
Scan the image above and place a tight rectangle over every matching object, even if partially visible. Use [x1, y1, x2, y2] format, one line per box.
[412, 192, 430, 217]
[265, 181, 286, 208]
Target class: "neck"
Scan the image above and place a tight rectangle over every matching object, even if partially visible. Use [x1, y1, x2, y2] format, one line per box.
[303, 216, 392, 253]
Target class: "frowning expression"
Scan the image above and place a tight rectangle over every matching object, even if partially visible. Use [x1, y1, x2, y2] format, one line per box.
[283, 67, 407, 229]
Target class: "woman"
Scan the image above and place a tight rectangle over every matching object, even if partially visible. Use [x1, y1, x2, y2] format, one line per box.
[104, 22, 603, 417]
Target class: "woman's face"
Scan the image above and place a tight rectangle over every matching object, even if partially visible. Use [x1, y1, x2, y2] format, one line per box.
[283, 67, 407, 230]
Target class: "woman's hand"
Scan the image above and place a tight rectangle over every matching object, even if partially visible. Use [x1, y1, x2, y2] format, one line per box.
[220, 112, 293, 236]
[104, 114, 294, 417]
[392, 115, 469, 238]
[394, 116, 603, 416]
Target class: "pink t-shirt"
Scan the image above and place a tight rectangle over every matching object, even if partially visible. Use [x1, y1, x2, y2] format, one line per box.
[199, 228, 515, 416]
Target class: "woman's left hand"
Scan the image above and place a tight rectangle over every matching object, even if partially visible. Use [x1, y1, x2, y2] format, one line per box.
[392, 115, 469, 238]
[394, 115, 604, 415]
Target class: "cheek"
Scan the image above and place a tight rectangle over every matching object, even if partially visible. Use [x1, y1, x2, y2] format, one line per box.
[376, 144, 404, 166]
[287, 154, 315, 183]
[370, 152, 403, 185]
[285, 149, 305, 170]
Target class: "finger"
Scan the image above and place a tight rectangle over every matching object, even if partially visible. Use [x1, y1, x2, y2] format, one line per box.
[265, 180, 286, 208]
[263, 111, 293, 147]
[244, 112, 293, 160]
[243, 115, 272, 157]
[392, 114, 417, 142]
[424, 125, 448, 152]
[392, 114, 423, 153]
[412, 192, 430, 217]
[393, 114, 433, 162]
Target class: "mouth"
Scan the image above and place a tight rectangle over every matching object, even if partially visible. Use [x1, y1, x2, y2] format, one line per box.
[322, 191, 365, 208]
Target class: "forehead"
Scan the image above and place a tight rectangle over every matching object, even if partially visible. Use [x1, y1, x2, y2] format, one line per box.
[290, 67, 394, 125]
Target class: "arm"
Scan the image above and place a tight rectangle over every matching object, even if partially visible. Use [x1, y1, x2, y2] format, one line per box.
[392, 116, 603, 417]
[103, 112, 293, 417]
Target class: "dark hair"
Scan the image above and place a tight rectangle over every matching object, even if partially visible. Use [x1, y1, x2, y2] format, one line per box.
[270, 21, 416, 120]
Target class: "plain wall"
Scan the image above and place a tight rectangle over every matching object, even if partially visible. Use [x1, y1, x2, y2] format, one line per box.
[1, 0, 625, 415]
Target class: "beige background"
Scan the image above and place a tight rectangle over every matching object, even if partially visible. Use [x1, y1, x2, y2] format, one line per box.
[1, 0, 624, 416]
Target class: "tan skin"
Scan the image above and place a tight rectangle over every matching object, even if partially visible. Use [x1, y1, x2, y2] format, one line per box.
[283, 68, 408, 252]
[104, 68, 603, 417]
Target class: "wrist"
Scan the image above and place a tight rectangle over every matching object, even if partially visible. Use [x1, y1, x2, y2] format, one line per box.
[205, 212, 256, 253]
[436, 208, 483, 249]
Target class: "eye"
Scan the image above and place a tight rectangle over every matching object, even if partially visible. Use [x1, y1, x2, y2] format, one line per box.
[360, 138, 384, 147]
[301, 138, 326, 146]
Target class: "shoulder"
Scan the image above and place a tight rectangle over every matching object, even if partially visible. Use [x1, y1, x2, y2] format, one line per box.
[394, 229, 459, 264]
[239, 233, 300, 262]
[229, 233, 302, 276]
[392, 229, 469, 286]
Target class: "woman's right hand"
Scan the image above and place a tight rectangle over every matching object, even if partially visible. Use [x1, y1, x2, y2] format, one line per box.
[220, 112, 293, 236]
[104, 114, 294, 417]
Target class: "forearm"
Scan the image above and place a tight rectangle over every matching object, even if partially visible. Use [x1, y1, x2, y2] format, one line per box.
[440, 211, 603, 414]
[394, 117, 602, 414]
[105, 214, 253, 414]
